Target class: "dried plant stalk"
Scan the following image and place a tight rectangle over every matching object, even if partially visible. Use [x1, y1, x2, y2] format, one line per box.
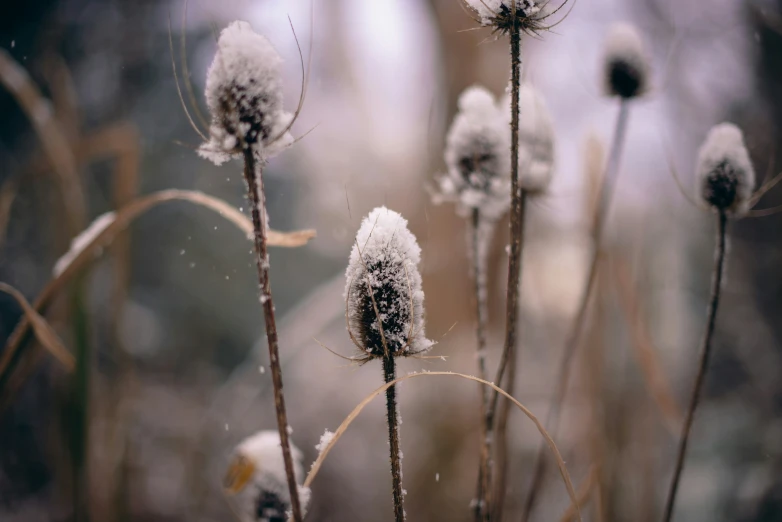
[0, 189, 315, 407]
[300, 371, 583, 522]
[242, 148, 302, 522]
[522, 100, 631, 521]
[661, 211, 727, 522]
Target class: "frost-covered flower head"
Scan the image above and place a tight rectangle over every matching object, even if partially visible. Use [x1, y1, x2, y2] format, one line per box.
[464, 0, 568, 35]
[345, 207, 433, 360]
[502, 82, 556, 193]
[438, 86, 510, 220]
[224, 431, 308, 522]
[695, 123, 755, 216]
[602, 23, 650, 99]
[198, 21, 294, 166]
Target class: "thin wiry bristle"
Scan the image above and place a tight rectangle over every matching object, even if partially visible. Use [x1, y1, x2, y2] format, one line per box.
[465, 0, 572, 36]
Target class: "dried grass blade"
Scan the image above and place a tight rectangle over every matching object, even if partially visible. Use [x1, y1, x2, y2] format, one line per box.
[299, 371, 582, 522]
[558, 465, 597, 522]
[0, 189, 315, 387]
[0, 282, 74, 371]
[612, 254, 682, 435]
[0, 49, 86, 232]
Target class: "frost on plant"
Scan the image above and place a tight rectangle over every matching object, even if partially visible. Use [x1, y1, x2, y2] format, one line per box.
[466, 0, 541, 27]
[437, 86, 510, 220]
[695, 123, 756, 215]
[503, 82, 556, 193]
[315, 429, 335, 456]
[53, 211, 116, 276]
[198, 21, 293, 166]
[224, 430, 309, 522]
[602, 22, 650, 99]
[345, 207, 433, 359]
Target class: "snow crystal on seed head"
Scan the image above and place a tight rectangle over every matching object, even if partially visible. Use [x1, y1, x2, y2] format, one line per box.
[502, 83, 556, 193]
[198, 21, 294, 165]
[230, 430, 307, 522]
[695, 123, 755, 215]
[466, 0, 541, 26]
[439, 86, 510, 220]
[345, 207, 432, 358]
[602, 23, 650, 99]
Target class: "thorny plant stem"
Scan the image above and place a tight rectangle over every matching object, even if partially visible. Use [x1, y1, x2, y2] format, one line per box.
[662, 211, 727, 522]
[480, 22, 524, 522]
[383, 354, 406, 522]
[493, 329, 518, 521]
[521, 100, 631, 522]
[472, 208, 492, 522]
[242, 147, 302, 522]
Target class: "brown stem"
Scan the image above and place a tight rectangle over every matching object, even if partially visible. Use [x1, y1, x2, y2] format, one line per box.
[472, 208, 492, 522]
[481, 21, 524, 522]
[661, 211, 727, 522]
[493, 329, 517, 521]
[383, 354, 405, 522]
[242, 147, 302, 522]
[521, 100, 630, 522]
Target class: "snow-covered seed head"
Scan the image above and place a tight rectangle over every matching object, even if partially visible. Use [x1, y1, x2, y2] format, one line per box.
[345, 207, 433, 359]
[198, 21, 293, 166]
[503, 83, 556, 193]
[438, 86, 510, 220]
[602, 23, 650, 99]
[224, 431, 307, 522]
[695, 123, 755, 216]
[465, 1, 556, 35]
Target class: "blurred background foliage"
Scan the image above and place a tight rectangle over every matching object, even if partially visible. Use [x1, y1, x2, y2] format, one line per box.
[1, 0, 781, 521]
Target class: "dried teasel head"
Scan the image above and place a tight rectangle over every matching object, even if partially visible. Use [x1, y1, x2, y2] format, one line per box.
[438, 86, 511, 220]
[695, 123, 756, 216]
[602, 22, 650, 99]
[224, 431, 309, 522]
[345, 207, 433, 360]
[463, 0, 572, 36]
[198, 21, 294, 166]
[503, 82, 556, 193]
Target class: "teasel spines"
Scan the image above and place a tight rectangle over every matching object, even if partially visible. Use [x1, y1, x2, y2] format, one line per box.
[602, 22, 650, 100]
[439, 86, 511, 221]
[695, 123, 756, 216]
[345, 207, 432, 359]
[464, 0, 569, 36]
[199, 21, 293, 165]
[224, 431, 308, 522]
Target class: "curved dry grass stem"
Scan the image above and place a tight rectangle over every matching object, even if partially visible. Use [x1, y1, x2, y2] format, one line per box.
[661, 211, 727, 522]
[298, 371, 582, 522]
[613, 255, 683, 436]
[0, 282, 74, 371]
[0, 49, 86, 234]
[522, 99, 631, 522]
[0, 189, 315, 404]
